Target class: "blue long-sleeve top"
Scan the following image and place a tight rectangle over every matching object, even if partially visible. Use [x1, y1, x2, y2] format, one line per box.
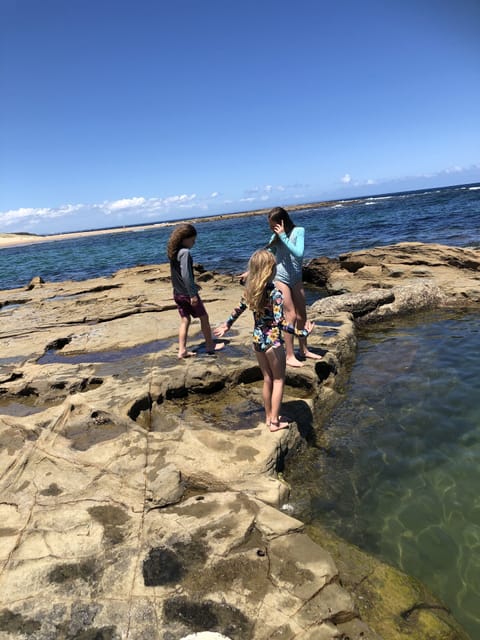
[268, 226, 305, 285]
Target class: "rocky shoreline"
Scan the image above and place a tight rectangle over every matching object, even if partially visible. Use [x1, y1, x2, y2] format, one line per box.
[1, 242, 478, 639]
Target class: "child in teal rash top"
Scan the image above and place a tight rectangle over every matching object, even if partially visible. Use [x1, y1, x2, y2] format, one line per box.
[267, 206, 322, 367]
[214, 249, 313, 432]
[268, 225, 304, 287]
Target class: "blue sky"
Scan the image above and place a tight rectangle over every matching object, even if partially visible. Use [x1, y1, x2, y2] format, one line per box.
[1, 0, 479, 234]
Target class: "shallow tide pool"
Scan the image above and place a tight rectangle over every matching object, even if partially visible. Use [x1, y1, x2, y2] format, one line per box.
[285, 309, 480, 639]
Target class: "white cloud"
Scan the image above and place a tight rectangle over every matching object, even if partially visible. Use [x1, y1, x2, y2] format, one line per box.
[0, 203, 83, 227]
[164, 194, 197, 206]
[244, 184, 297, 197]
[444, 165, 463, 174]
[104, 197, 146, 212]
[341, 173, 352, 184]
[0, 194, 203, 231]
[210, 191, 219, 198]
[95, 194, 198, 216]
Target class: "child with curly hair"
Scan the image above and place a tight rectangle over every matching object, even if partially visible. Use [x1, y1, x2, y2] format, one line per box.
[167, 223, 223, 358]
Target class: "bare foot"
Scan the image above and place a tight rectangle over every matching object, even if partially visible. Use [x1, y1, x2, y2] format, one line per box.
[300, 350, 323, 360]
[286, 356, 304, 368]
[269, 419, 290, 432]
[206, 341, 225, 355]
[178, 351, 196, 359]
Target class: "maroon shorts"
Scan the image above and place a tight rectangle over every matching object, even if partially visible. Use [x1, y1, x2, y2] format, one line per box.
[174, 292, 207, 319]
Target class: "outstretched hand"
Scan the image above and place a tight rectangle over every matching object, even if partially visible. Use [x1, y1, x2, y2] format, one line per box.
[238, 270, 249, 285]
[304, 320, 315, 335]
[213, 323, 229, 338]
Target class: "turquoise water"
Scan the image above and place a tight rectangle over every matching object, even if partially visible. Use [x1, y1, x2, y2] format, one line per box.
[284, 310, 480, 639]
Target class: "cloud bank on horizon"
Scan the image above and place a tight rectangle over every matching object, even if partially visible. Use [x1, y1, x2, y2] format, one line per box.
[1, 2, 479, 236]
[1, 165, 478, 235]
[0, 184, 299, 233]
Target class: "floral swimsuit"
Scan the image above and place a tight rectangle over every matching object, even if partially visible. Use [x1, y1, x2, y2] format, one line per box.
[226, 282, 309, 353]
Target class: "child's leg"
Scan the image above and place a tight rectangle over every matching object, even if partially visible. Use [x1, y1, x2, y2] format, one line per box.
[256, 346, 289, 431]
[275, 281, 304, 368]
[266, 346, 289, 429]
[291, 282, 322, 360]
[199, 313, 215, 352]
[199, 312, 225, 354]
[178, 315, 194, 358]
[255, 350, 273, 423]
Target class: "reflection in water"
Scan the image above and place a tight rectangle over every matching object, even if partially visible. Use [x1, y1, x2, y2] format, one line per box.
[284, 310, 480, 639]
[0, 401, 46, 417]
[38, 339, 173, 365]
[154, 385, 265, 432]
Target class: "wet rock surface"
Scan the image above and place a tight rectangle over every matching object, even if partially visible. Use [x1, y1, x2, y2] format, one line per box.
[305, 242, 480, 323]
[0, 243, 476, 638]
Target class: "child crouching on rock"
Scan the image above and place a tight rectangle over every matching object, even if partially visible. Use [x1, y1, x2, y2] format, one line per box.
[167, 223, 224, 358]
[214, 249, 314, 432]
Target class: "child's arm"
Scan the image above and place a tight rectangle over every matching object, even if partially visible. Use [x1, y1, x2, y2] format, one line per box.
[277, 226, 305, 259]
[178, 249, 197, 297]
[283, 320, 314, 338]
[214, 300, 247, 337]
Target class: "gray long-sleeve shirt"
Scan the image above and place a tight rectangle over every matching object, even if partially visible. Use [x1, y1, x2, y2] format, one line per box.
[170, 247, 198, 297]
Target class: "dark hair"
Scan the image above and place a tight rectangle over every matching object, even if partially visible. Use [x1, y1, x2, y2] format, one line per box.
[267, 207, 295, 245]
[167, 223, 197, 261]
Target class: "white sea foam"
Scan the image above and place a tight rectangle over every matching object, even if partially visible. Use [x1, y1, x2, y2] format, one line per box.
[468, 186, 480, 190]
[397, 190, 434, 199]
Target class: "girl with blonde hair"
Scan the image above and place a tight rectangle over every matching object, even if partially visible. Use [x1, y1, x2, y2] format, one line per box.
[215, 249, 314, 431]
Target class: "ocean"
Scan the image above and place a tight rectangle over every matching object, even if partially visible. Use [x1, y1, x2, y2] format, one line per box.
[2, 182, 480, 637]
[1, 182, 479, 291]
